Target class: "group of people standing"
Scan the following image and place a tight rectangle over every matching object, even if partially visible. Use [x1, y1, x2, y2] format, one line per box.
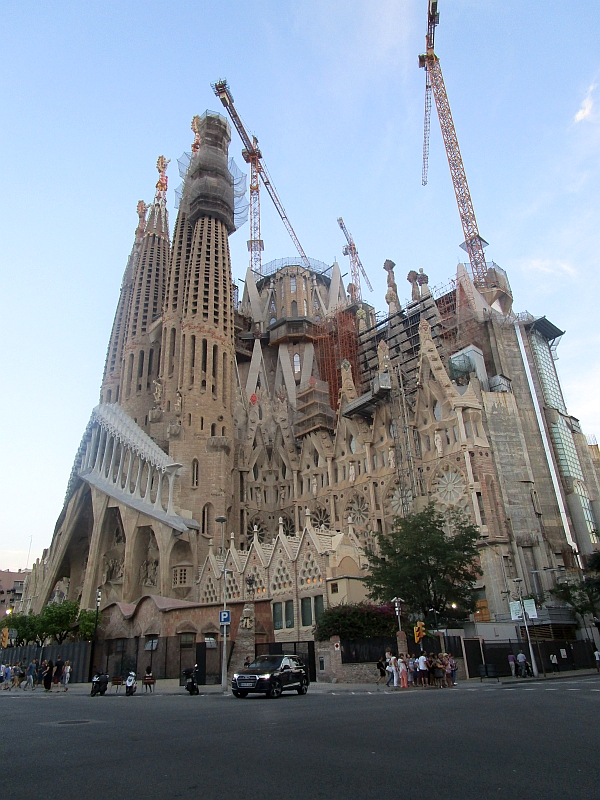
[377, 650, 457, 689]
[0, 657, 71, 692]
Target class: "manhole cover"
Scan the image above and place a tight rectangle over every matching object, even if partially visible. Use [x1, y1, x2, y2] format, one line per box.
[57, 720, 90, 725]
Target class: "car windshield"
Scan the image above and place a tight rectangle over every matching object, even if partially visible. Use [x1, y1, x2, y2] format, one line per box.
[247, 656, 283, 670]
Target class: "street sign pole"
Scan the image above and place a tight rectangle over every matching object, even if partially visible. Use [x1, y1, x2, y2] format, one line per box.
[513, 579, 539, 678]
[216, 515, 228, 693]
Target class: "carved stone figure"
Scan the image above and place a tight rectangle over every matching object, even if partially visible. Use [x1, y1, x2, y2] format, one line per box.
[388, 446, 396, 470]
[383, 259, 400, 314]
[434, 429, 444, 458]
[153, 379, 162, 403]
[311, 475, 318, 496]
[348, 463, 356, 483]
[377, 339, 391, 373]
[174, 391, 183, 415]
[417, 268, 430, 297]
[407, 270, 420, 302]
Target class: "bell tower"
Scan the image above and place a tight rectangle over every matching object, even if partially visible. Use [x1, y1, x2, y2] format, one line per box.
[157, 112, 237, 540]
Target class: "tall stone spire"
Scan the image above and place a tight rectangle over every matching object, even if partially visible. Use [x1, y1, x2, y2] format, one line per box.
[154, 112, 236, 540]
[118, 157, 171, 430]
[100, 200, 148, 404]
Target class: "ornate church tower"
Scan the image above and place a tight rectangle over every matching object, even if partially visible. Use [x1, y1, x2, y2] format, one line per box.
[118, 157, 171, 432]
[99, 200, 148, 405]
[155, 112, 237, 540]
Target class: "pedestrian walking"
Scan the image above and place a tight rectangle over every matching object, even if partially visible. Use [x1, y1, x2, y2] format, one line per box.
[3, 664, 12, 690]
[385, 649, 395, 687]
[448, 653, 457, 685]
[53, 655, 64, 692]
[376, 656, 387, 685]
[0, 662, 4, 686]
[508, 652, 516, 678]
[550, 653, 559, 673]
[43, 660, 53, 692]
[407, 655, 416, 686]
[36, 660, 45, 688]
[61, 661, 71, 691]
[516, 650, 527, 678]
[594, 648, 600, 673]
[389, 653, 399, 689]
[25, 660, 36, 690]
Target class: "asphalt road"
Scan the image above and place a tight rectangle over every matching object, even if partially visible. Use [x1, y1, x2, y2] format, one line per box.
[2, 677, 599, 800]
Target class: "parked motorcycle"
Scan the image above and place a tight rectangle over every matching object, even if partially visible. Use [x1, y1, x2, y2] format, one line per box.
[183, 665, 200, 695]
[90, 671, 109, 696]
[125, 671, 137, 696]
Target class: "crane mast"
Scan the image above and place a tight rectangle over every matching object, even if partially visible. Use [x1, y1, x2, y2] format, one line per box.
[337, 217, 373, 302]
[213, 80, 311, 275]
[419, 1, 489, 288]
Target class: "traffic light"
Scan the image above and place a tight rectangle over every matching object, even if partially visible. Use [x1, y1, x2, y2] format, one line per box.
[1, 627, 8, 649]
[414, 621, 426, 643]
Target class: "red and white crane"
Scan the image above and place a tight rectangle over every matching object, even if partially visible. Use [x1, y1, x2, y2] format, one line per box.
[213, 79, 310, 276]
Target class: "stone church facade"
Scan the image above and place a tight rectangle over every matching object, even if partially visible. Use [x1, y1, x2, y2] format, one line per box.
[22, 110, 600, 646]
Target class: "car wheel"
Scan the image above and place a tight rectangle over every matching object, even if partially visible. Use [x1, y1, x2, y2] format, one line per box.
[268, 680, 283, 698]
[232, 690, 248, 698]
[297, 679, 308, 695]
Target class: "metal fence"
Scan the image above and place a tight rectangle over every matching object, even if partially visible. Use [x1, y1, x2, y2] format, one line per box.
[462, 638, 597, 678]
[0, 642, 91, 683]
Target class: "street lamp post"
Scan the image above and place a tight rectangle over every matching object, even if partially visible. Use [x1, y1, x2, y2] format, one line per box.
[429, 607, 440, 632]
[89, 588, 101, 681]
[392, 597, 404, 633]
[216, 515, 228, 693]
[513, 578, 539, 678]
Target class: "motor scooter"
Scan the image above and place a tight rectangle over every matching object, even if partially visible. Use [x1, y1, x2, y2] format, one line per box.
[183, 665, 200, 695]
[125, 671, 137, 696]
[90, 671, 109, 696]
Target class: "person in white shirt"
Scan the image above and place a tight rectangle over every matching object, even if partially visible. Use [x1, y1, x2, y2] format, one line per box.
[516, 650, 527, 678]
[418, 653, 428, 687]
[594, 649, 600, 673]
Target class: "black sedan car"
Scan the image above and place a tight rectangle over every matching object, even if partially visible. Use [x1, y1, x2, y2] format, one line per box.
[232, 655, 309, 698]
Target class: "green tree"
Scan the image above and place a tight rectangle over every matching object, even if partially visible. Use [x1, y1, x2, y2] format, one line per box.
[39, 601, 80, 644]
[364, 503, 482, 619]
[314, 603, 397, 641]
[75, 609, 98, 641]
[5, 613, 37, 645]
[549, 579, 600, 621]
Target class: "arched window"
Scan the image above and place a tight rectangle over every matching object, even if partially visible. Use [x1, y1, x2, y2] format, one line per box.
[191, 459, 199, 488]
[293, 353, 301, 374]
[106, 389, 112, 403]
[290, 276, 296, 292]
[211, 423, 217, 436]
[291, 300, 298, 317]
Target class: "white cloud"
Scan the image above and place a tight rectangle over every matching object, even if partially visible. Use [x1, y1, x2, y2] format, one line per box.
[574, 84, 596, 123]
[518, 258, 576, 277]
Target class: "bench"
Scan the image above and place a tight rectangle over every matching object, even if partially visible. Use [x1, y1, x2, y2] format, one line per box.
[142, 676, 156, 692]
[111, 676, 123, 693]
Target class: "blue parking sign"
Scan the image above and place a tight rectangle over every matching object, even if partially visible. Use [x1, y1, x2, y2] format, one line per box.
[219, 610, 231, 625]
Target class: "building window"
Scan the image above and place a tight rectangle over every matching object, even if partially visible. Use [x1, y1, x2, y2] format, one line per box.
[273, 602, 283, 630]
[301, 597, 313, 627]
[476, 492, 487, 526]
[285, 600, 294, 629]
[144, 636, 159, 651]
[290, 275, 296, 292]
[330, 582, 339, 594]
[191, 459, 199, 488]
[291, 300, 298, 317]
[293, 353, 301, 374]
[180, 633, 195, 649]
[173, 567, 189, 587]
[115, 638, 126, 653]
[314, 595, 324, 622]
[205, 636, 217, 649]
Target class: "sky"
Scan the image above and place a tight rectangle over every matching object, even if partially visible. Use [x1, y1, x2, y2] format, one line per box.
[1, 0, 599, 571]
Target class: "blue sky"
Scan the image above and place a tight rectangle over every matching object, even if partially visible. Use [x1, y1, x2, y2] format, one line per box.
[1, 0, 599, 570]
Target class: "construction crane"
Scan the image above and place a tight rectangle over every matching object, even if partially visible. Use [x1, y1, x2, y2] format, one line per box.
[418, 1, 489, 289]
[212, 79, 311, 276]
[337, 217, 373, 302]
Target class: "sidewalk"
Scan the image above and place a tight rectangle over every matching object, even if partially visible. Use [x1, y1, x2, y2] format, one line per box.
[4, 668, 598, 696]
